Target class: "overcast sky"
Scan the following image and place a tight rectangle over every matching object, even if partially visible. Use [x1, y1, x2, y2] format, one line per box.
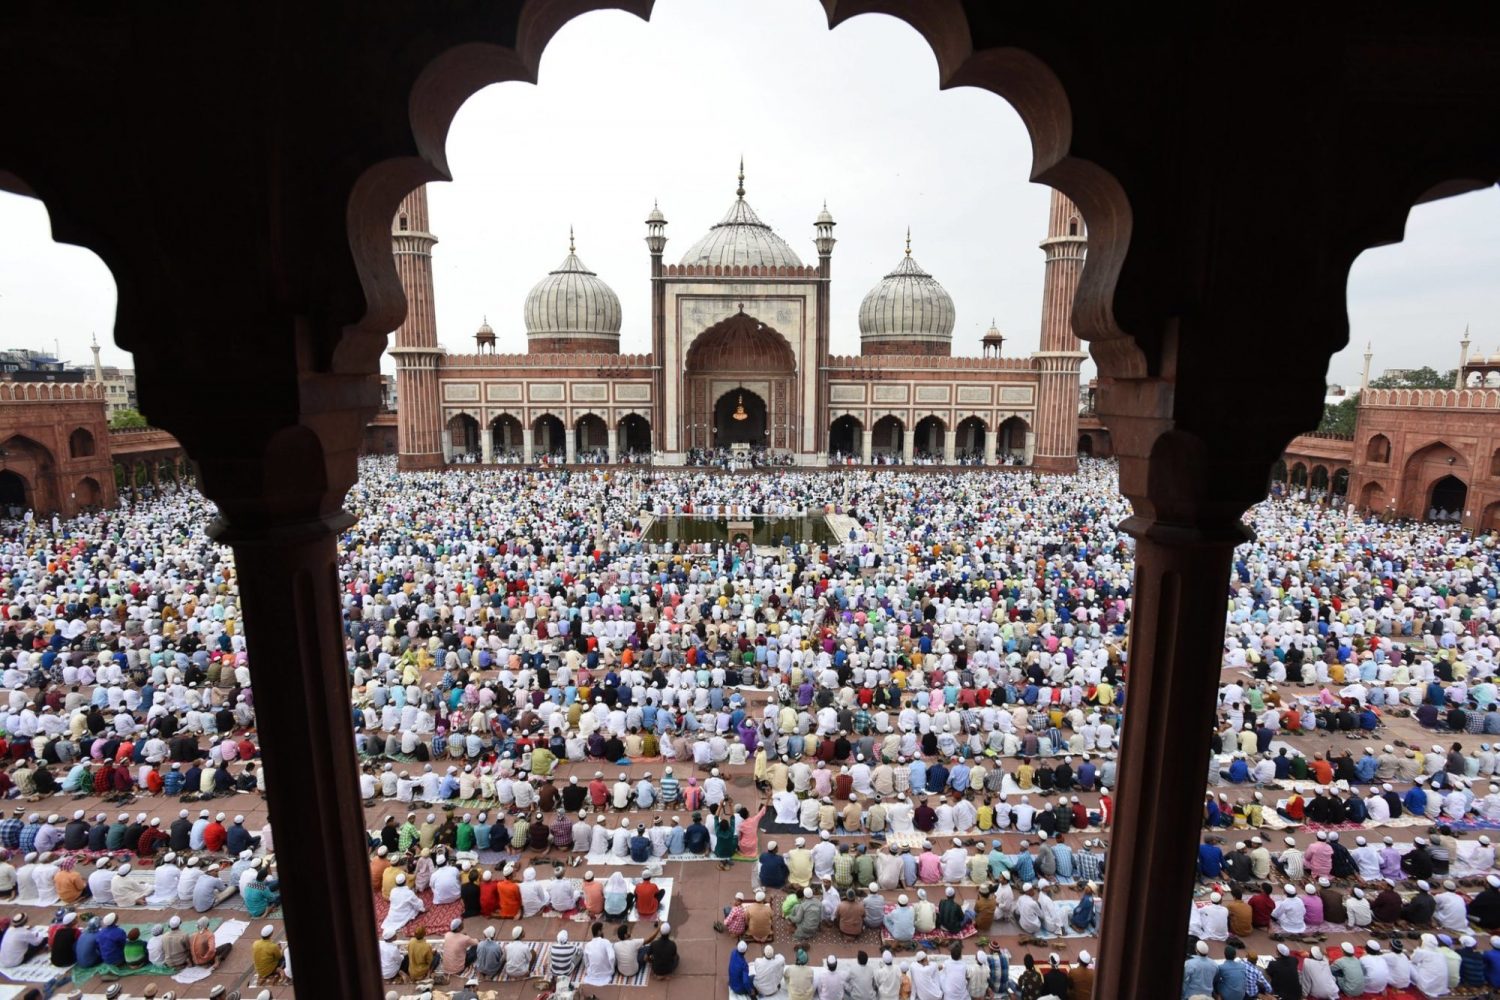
[0, 0, 1493, 388]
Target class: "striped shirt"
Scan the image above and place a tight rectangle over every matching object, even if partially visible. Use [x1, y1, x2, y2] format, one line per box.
[660, 774, 680, 804]
[549, 941, 580, 979]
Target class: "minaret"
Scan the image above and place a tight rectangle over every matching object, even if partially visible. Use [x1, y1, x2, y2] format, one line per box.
[813, 200, 836, 456]
[1457, 327, 1471, 389]
[389, 186, 445, 469]
[645, 199, 668, 455]
[1031, 189, 1089, 473]
[1361, 342, 1373, 391]
[89, 333, 104, 382]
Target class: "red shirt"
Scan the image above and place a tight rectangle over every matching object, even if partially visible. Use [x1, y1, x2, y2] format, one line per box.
[202, 822, 227, 852]
[634, 880, 661, 918]
[1248, 892, 1275, 928]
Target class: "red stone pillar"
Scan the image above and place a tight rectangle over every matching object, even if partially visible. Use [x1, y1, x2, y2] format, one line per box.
[1092, 516, 1246, 998]
[209, 509, 383, 999]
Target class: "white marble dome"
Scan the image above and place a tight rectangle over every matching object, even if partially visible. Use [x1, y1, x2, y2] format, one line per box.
[679, 167, 803, 270]
[858, 242, 955, 353]
[523, 233, 622, 349]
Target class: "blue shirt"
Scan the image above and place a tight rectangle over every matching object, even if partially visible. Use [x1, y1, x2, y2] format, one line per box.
[1182, 956, 1218, 999]
[1212, 960, 1249, 1000]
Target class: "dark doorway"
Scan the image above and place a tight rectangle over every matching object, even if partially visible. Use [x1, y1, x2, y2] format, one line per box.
[620, 414, 651, 454]
[829, 415, 860, 456]
[1429, 475, 1467, 520]
[714, 389, 767, 447]
[0, 470, 27, 510]
[534, 415, 565, 457]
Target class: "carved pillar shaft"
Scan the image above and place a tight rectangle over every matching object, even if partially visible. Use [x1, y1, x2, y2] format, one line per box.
[523, 427, 534, 463]
[982, 429, 997, 466]
[902, 427, 915, 463]
[1093, 516, 1244, 1000]
[607, 427, 618, 463]
[861, 428, 872, 465]
[480, 424, 493, 464]
[212, 514, 383, 998]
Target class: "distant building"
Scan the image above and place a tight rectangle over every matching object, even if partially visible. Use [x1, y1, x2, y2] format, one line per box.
[88, 335, 138, 416]
[390, 164, 1088, 471]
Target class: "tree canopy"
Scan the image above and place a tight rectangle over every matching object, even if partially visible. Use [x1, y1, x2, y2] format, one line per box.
[108, 408, 148, 430]
[1368, 366, 1457, 389]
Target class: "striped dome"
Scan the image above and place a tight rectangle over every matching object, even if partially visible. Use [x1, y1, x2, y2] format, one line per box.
[679, 162, 803, 270]
[523, 234, 622, 349]
[858, 246, 955, 352]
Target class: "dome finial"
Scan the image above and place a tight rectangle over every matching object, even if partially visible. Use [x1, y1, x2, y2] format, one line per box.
[736, 156, 745, 200]
[905, 227, 911, 257]
[569, 225, 575, 254]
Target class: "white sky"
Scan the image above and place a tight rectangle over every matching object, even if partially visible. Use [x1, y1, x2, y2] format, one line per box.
[0, 0, 1493, 389]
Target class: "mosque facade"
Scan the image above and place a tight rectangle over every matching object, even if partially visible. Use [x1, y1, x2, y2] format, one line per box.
[391, 168, 1089, 473]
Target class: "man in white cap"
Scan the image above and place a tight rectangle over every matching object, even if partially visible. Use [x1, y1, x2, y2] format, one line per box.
[752, 944, 786, 997]
[503, 926, 534, 978]
[1411, 933, 1448, 996]
[1190, 891, 1229, 941]
[381, 872, 425, 938]
[1360, 940, 1391, 993]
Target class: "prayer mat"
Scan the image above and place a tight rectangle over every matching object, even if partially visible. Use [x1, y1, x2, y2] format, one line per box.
[582, 849, 727, 866]
[70, 961, 179, 985]
[0, 951, 73, 986]
[454, 798, 500, 810]
[527, 942, 651, 986]
[372, 890, 468, 935]
[540, 875, 673, 925]
[759, 819, 885, 840]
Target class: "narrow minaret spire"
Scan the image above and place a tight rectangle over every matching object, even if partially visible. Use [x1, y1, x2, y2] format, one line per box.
[1361, 341, 1373, 391]
[905, 227, 911, 257]
[1458, 325, 1471, 389]
[736, 157, 745, 199]
[569, 225, 575, 254]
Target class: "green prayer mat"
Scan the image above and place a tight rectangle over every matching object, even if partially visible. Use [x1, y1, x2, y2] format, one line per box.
[71, 961, 178, 985]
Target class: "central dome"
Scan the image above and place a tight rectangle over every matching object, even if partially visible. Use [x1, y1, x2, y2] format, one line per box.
[524, 230, 622, 354]
[858, 233, 955, 356]
[679, 162, 803, 270]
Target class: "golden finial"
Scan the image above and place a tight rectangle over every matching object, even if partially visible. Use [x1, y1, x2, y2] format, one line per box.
[736, 157, 745, 200]
[905, 227, 911, 257]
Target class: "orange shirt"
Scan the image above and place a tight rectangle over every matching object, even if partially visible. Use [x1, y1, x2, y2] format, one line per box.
[497, 879, 523, 919]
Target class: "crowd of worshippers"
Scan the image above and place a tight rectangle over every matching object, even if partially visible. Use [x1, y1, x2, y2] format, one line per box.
[725, 939, 1095, 1000]
[370, 840, 680, 988]
[727, 833, 1106, 942]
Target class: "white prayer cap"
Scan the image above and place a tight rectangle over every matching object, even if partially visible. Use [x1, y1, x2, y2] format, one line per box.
[1418, 880, 1431, 891]
[898, 894, 909, 905]
[384, 928, 397, 941]
[1209, 892, 1222, 902]
[451, 919, 462, 931]
[396, 874, 407, 885]
[1277, 944, 1290, 957]
[556, 931, 569, 943]
[1195, 941, 1209, 956]
[119, 864, 132, 875]
[512, 927, 524, 940]
[738, 941, 748, 953]
[214, 812, 225, 821]
[1283, 884, 1297, 896]
[660, 923, 671, 934]
[756, 891, 766, 902]
[234, 815, 244, 824]
[1366, 940, 1381, 952]
[102, 913, 117, 927]
[168, 916, 181, 928]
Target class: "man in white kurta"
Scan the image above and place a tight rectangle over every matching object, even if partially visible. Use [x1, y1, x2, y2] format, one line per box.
[382, 875, 425, 938]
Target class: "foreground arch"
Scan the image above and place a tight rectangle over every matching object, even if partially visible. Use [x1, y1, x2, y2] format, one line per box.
[4, 4, 1499, 995]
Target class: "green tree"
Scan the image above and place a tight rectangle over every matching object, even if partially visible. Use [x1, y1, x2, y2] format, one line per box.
[1368, 366, 1457, 389]
[108, 408, 147, 430]
[1318, 394, 1359, 436]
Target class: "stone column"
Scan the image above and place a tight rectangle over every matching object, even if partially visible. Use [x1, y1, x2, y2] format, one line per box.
[983, 429, 997, 466]
[441, 429, 453, 463]
[480, 423, 493, 464]
[522, 427, 534, 464]
[607, 427, 618, 464]
[210, 508, 382, 999]
[902, 427, 915, 464]
[942, 433, 956, 465]
[565, 429, 577, 465]
[861, 428, 873, 465]
[1095, 514, 1245, 998]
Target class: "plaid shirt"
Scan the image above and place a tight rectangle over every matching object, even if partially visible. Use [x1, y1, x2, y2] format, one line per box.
[1074, 849, 1104, 884]
[0, 818, 20, 850]
[853, 709, 872, 734]
[833, 853, 855, 887]
[1241, 959, 1272, 996]
[893, 768, 910, 795]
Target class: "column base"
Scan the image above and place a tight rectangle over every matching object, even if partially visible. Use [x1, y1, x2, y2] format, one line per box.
[1030, 454, 1079, 474]
[397, 451, 444, 471]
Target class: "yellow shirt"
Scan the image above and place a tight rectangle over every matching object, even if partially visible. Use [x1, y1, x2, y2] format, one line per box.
[252, 938, 284, 978]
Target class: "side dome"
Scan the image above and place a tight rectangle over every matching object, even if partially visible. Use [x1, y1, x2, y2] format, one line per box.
[524, 230, 622, 354]
[678, 161, 803, 270]
[858, 235, 955, 356]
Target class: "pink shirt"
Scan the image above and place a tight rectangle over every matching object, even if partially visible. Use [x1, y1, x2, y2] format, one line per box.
[917, 853, 943, 883]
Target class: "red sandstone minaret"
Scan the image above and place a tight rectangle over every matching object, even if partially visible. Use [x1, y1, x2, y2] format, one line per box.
[390, 186, 445, 469]
[1031, 189, 1088, 473]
